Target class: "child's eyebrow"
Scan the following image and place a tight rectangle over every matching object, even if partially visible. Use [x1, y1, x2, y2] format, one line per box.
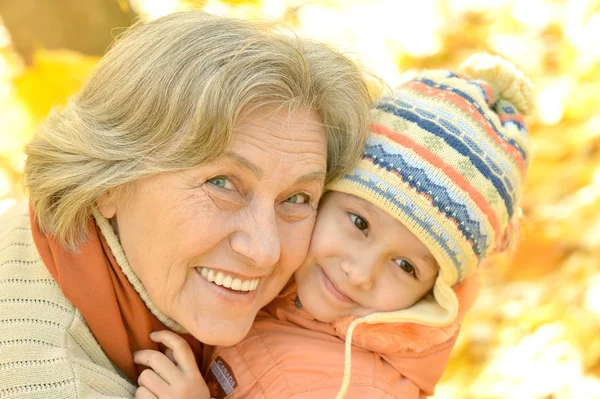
[354, 198, 381, 223]
[418, 254, 439, 276]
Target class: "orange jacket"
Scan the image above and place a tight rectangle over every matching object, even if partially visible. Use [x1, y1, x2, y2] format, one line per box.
[204, 276, 479, 399]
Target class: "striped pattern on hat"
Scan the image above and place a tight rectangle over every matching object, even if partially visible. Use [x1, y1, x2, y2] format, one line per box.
[328, 55, 532, 291]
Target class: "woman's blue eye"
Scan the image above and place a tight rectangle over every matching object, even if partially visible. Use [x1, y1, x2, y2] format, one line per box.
[395, 259, 416, 276]
[208, 177, 234, 190]
[349, 213, 369, 233]
[286, 193, 310, 204]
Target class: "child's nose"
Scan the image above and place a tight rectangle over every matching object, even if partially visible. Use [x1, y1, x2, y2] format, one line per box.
[339, 255, 378, 290]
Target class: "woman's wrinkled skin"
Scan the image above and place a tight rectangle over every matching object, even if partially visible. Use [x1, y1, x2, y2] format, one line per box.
[98, 106, 327, 345]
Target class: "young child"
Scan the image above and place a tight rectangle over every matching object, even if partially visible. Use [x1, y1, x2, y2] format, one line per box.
[133, 53, 534, 398]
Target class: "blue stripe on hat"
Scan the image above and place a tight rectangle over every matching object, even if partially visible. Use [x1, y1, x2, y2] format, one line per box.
[496, 100, 528, 134]
[376, 102, 516, 219]
[386, 95, 520, 184]
[364, 141, 489, 258]
[438, 118, 509, 177]
[369, 134, 494, 245]
[415, 78, 528, 160]
[502, 120, 528, 135]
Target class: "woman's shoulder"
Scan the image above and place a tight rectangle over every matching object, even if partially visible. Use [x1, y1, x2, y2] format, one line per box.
[0, 200, 31, 238]
[0, 201, 48, 277]
[0, 201, 136, 398]
[0, 202, 74, 394]
[0, 201, 77, 339]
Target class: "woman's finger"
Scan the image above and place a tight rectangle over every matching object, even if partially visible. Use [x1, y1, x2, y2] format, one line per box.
[134, 349, 181, 384]
[135, 385, 159, 399]
[150, 330, 199, 376]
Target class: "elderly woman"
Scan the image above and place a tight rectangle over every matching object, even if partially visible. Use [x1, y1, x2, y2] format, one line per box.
[0, 11, 372, 398]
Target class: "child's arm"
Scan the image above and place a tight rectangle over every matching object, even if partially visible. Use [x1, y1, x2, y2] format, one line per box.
[133, 330, 211, 399]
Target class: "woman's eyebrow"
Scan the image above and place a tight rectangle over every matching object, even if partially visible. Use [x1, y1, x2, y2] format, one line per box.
[225, 150, 325, 185]
[293, 170, 326, 185]
[223, 151, 263, 178]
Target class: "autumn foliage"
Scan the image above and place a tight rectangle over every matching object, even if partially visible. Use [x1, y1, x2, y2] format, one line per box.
[1, 1, 598, 397]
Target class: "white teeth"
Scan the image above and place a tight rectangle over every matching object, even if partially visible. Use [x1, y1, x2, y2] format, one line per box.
[198, 267, 260, 292]
[223, 275, 233, 289]
[231, 278, 242, 290]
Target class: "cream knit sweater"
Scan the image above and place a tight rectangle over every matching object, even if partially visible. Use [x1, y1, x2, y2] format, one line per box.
[0, 202, 176, 398]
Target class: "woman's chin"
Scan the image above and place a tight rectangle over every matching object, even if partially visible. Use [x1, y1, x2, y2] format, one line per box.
[186, 316, 254, 346]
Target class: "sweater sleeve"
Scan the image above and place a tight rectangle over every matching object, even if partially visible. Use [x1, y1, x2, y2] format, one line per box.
[0, 205, 136, 398]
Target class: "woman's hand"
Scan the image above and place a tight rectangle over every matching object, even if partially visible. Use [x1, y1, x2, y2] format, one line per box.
[133, 330, 211, 399]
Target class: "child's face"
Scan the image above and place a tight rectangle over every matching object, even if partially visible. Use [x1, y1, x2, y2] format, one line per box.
[295, 192, 439, 323]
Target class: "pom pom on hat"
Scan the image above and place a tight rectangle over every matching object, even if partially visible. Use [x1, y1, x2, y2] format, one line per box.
[459, 53, 535, 115]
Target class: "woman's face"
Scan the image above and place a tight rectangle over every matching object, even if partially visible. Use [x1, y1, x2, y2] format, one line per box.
[99, 106, 327, 345]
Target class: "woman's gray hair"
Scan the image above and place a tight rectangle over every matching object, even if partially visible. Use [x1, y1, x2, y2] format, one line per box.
[24, 11, 375, 250]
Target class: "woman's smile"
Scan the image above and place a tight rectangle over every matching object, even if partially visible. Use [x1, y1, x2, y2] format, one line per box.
[197, 266, 261, 292]
[193, 267, 259, 305]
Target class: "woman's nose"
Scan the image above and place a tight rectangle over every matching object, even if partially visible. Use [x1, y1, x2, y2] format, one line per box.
[339, 252, 378, 291]
[229, 199, 281, 269]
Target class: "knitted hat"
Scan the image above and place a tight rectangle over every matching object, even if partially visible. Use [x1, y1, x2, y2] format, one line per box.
[328, 53, 534, 331]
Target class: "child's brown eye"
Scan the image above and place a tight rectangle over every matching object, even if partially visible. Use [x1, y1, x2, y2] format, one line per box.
[395, 259, 416, 276]
[349, 213, 369, 233]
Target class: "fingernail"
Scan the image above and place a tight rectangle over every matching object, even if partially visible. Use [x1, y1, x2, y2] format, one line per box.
[132, 351, 138, 356]
[149, 332, 157, 339]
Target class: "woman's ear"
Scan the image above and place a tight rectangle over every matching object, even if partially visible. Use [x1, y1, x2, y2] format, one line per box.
[96, 189, 119, 219]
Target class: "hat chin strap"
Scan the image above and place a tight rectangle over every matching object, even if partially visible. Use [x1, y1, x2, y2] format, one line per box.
[333, 317, 364, 399]
[333, 282, 458, 399]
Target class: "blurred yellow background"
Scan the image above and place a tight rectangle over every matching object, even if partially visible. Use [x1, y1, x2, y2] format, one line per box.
[1, 1, 599, 398]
